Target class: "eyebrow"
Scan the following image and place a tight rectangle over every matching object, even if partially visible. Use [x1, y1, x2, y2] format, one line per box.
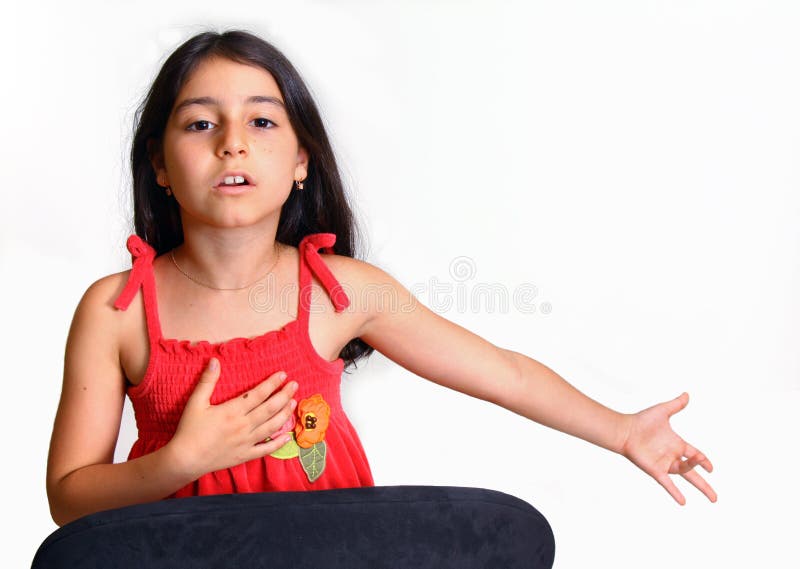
[173, 95, 286, 115]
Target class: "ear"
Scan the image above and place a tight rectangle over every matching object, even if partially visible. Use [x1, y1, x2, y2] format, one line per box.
[294, 144, 309, 181]
[147, 138, 169, 187]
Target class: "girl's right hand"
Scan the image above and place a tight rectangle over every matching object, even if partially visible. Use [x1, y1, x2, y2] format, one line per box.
[168, 357, 299, 480]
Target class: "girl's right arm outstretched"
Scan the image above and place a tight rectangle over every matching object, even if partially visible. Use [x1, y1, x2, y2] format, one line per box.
[46, 276, 297, 527]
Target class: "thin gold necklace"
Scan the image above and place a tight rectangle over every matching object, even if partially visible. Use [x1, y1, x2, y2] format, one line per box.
[169, 244, 282, 291]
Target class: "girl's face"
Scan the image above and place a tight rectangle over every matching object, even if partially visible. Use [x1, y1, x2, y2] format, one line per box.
[152, 56, 308, 228]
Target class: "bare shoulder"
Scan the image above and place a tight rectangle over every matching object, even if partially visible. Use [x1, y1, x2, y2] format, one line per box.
[72, 271, 131, 344]
[316, 252, 389, 284]
[316, 253, 399, 297]
[64, 270, 134, 388]
[316, 253, 411, 338]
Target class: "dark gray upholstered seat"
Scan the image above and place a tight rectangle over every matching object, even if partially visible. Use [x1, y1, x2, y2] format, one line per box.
[32, 485, 555, 568]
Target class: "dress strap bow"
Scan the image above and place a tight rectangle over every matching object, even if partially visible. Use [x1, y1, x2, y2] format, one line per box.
[113, 234, 156, 311]
[299, 233, 350, 312]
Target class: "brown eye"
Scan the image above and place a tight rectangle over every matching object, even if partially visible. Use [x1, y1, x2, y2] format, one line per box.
[252, 118, 276, 129]
[187, 120, 213, 131]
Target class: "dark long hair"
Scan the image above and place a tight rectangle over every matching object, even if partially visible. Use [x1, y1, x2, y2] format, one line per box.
[129, 28, 373, 369]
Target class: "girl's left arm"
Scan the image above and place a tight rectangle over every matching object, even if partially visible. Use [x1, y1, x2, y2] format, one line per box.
[349, 259, 716, 505]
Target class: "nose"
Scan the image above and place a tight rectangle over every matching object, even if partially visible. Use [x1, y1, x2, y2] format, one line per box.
[216, 123, 249, 158]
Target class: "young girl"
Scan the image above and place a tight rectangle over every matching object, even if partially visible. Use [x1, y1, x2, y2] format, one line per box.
[45, 29, 716, 528]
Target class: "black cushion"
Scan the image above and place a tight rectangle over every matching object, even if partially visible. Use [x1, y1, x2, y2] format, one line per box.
[32, 485, 555, 568]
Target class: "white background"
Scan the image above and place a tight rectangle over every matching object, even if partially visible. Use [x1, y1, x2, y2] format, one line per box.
[2, 1, 798, 567]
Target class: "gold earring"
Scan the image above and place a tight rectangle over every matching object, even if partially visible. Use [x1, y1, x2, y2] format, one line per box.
[165, 186, 172, 196]
[295, 179, 304, 190]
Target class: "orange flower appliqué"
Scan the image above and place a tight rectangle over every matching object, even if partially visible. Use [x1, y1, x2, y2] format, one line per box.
[294, 393, 330, 449]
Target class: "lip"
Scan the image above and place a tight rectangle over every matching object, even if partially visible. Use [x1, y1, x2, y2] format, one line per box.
[213, 184, 255, 196]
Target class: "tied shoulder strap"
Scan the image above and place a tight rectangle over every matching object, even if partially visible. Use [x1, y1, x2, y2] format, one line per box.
[298, 233, 350, 325]
[113, 235, 157, 311]
[112, 234, 164, 344]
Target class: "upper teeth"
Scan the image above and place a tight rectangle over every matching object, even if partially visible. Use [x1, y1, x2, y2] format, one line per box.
[223, 175, 246, 184]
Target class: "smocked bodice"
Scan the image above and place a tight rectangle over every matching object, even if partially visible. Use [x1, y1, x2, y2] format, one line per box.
[113, 232, 374, 496]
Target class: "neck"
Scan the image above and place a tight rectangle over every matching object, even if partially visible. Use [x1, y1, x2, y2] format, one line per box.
[170, 229, 284, 291]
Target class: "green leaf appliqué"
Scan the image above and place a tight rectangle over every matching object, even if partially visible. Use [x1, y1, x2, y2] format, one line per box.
[298, 441, 327, 482]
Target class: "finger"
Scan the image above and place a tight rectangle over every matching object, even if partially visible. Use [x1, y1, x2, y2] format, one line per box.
[655, 472, 686, 506]
[666, 392, 690, 418]
[684, 442, 713, 473]
[258, 371, 293, 401]
[266, 400, 298, 439]
[246, 431, 295, 461]
[248, 380, 298, 432]
[254, 399, 297, 442]
[188, 357, 222, 406]
[682, 468, 718, 503]
[238, 371, 288, 411]
[674, 456, 703, 475]
[671, 448, 708, 475]
[248, 379, 298, 422]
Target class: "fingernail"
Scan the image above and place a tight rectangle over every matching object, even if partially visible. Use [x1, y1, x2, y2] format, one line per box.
[209, 358, 219, 370]
[278, 371, 287, 380]
[290, 399, 297, 410]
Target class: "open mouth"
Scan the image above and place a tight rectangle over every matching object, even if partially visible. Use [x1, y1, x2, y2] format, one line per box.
[216, 173, 255, 188]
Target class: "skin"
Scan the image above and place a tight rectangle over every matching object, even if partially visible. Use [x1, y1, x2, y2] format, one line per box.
[44, 52, 717, 529]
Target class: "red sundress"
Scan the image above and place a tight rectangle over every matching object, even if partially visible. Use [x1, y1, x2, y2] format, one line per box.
[112, 232, 374, 498]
